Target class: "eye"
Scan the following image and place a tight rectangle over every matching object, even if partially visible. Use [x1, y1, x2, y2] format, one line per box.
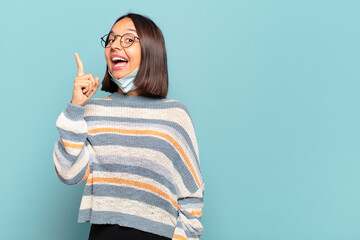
[125, 38, 134, 43]
[107, 34, 115, 43]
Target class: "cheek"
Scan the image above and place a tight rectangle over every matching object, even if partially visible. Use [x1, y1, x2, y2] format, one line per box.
[129, 48, 141, 63]
[104, 50, 111, 65]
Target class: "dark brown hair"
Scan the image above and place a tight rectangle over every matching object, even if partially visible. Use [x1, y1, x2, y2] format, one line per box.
[101, 13, 168, 98]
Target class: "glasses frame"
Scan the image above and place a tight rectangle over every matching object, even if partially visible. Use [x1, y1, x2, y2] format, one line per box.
[101, 33, 140, 48]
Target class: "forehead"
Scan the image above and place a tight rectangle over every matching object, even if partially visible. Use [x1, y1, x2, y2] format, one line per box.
[110, 17, 137, 35]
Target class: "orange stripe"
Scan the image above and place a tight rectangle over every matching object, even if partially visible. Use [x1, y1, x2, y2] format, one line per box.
[166, 99, 175, 102]
[178, 206, 202, 217]
[88, 176, 201, 217]
[173, 234, 188, 240]
[101, 97, 111, 100]
[88, 128, 201, 187]
[90, 177, 179, 208]
[80, 163, 90, 183]
[62, 139, 84, 149]
[189, 210, 202, 216]
[86, 172, 93, 185]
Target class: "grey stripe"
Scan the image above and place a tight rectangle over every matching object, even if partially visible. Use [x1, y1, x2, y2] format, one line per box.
[90, 134, 198, 193]
[77, 208, 91, 222]
[180, 202, 204, 209]
[94, 155, 174, 186]
[63, 101, 86, 121]
[92, 162, 177, 195]
[83, 184, 177, 216]
[85, 116, 199, 167]
[87, 119, 198, 165]
[54, 141, 73, 168]
[56, 126, 87, 143]
[54, 139, 90, 169]
[89, 95, 189, 114]
[179, 207, 202, 222]
[54, 160, 88, 185]
[78, 210, 176, 238]
[178, 197, 204, 205]
[177, 220, 201, 239]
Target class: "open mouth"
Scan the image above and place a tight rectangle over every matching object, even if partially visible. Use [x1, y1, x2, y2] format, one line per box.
[112, 56, 128, 64]
[111, 57, 128, 70]
[112, 58, 128, 65]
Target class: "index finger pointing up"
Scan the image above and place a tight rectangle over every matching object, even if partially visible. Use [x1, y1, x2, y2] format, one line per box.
[74, 52, 84, 76]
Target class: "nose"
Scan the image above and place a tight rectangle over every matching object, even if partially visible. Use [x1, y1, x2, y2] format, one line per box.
[110, 36, 123, 50]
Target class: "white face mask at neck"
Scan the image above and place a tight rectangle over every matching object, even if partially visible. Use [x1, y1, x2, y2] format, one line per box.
[108, 66, 139, 93]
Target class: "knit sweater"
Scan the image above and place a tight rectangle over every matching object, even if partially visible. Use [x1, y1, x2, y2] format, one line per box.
[53, 91, 205, 240]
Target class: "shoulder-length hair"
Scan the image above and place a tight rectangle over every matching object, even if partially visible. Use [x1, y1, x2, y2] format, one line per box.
[101, 13, 168, 98]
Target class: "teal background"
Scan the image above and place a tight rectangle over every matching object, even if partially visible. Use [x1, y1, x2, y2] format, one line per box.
[1, 0, 360, 239]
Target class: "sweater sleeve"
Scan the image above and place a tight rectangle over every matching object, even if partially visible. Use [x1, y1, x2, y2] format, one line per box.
[52, 100, 92, 185]
[172, 105, 205, 240]
[172, 183, 205, 240]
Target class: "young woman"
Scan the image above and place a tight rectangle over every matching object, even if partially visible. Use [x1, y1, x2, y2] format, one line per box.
[53, 13, 205, 240]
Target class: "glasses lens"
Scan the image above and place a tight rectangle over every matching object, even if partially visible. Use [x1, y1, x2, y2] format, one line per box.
[101, 34, 113, 48]
[121, 33, 135, 48]
[101, 33, 136, 48]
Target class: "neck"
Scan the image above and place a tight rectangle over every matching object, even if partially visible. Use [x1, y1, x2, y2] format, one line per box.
[117, 88, 140, 96]
[109, 91, 163, 103]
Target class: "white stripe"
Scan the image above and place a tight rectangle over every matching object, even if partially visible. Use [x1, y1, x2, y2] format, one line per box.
[60, 139, 84, 156]
[179, 211, 203, 230]
[88, 120, 198, 171]
[173, 226, 188, 238]
[93, 171, 177, 201]
[79, 174, 93, 210]
[56, 112, 87, 134]
[91, 196, 177, 226]
[53, 141, 73, 169]
[173, 220, 201, 240]
[53, 143, 90, 179]
[93, 145, 192, 198]
[85, 103, 198, 159]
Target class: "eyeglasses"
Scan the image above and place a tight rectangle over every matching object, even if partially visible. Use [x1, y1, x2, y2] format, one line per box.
[101, 33, 140, 48]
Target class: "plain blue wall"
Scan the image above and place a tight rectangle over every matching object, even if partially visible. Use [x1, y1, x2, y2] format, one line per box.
[1, 0, 360, 239]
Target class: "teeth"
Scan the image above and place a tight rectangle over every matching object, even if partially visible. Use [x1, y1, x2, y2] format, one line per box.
[112, 57, 127, 61]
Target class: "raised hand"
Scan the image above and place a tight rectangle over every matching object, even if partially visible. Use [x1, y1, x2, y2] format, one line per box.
[71, 52, 100, 106]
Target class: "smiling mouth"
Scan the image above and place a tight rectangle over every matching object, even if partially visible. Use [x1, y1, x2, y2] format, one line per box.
[111, 58, 128, 70]
[113, 61, 127, 66]
[112, 58, 128, 64]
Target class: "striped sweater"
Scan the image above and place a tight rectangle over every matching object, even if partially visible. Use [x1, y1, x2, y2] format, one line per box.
[53, 91, 205, 240]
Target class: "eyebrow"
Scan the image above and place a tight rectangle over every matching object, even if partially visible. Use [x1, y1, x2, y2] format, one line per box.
[110, 28, 137, 34]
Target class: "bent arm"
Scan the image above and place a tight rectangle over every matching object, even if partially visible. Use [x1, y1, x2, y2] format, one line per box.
[172, 104, 205, 240]
[53, 101, 92, 185]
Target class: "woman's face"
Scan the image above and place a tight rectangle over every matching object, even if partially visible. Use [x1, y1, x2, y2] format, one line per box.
[105, 17, 141, 79]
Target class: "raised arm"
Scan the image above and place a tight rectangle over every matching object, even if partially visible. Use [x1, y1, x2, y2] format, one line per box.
[53, 101, 93, 185]
[53, 52, 99, 185]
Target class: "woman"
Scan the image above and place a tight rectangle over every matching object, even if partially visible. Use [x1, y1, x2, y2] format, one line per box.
[53, 13, 205, 240]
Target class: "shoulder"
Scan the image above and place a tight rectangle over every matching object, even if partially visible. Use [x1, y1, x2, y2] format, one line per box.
[81, 97, 107, 115]
[164, 98, 190, 113]
[86, 96, 111, 104]
[163, 99, 196, 128]
[83, 96, 110, 107]
[163, 98, 194, 121]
